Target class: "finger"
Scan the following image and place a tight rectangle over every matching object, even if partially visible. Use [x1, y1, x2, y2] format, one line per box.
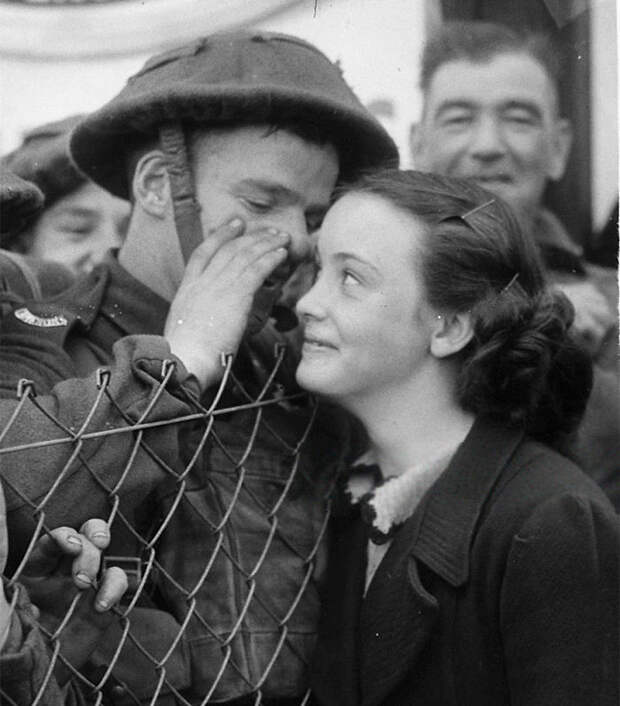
[237, 246, 289, 292]
[79, 518, 110, 550]
[70, 535, 102, 589]
[22, 527, 84, 579]
[94, 566, 129, 612]
[183, 217, 245, 280]
[205, 230, 290, 282]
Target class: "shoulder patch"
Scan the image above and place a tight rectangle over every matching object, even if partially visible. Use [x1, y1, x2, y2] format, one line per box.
[14, 307, 68, 328]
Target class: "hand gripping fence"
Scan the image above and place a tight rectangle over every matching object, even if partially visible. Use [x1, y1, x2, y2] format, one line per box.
[0, 344, 348, 705]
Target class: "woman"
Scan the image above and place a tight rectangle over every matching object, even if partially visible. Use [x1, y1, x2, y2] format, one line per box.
[295, 170, 618, 705]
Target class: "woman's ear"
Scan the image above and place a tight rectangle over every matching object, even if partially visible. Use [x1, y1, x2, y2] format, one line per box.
[132, 151, 170, 219]
[430, 311, 474, 358]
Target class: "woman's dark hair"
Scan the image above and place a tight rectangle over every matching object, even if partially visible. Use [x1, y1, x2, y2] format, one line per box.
[340, 169, 592, 445]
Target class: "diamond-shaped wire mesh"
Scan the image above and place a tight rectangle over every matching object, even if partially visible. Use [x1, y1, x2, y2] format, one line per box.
[0, 348, 347, 705]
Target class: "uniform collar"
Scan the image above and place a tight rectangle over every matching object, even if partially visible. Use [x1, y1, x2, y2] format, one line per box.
[98, 252, 169, 336]
[32, 250, 169, 338]
[407, 416, 525, 587]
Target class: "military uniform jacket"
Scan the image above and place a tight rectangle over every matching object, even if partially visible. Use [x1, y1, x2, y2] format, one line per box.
[310, 418, 619, 706]
[0, 255, 351, 704]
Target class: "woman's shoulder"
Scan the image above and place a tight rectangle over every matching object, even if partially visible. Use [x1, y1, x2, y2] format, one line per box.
[483, 437, 617, 537]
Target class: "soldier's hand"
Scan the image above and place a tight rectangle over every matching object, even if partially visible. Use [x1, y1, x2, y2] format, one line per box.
[18, 518, 128, 680]
[21, 518, 127, 615]
[165, 217, 290, 389]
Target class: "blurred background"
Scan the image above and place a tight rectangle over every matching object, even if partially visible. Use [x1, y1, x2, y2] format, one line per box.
[0, 0, 617, 248]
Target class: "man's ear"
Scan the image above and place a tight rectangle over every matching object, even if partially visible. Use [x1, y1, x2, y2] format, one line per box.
[547, 117, 573, 182]
[132, 151, 170, 218]
[430, 311, 474, 358]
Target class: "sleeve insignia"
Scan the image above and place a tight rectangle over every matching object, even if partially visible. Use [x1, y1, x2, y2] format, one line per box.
[13, 307, 68, 328]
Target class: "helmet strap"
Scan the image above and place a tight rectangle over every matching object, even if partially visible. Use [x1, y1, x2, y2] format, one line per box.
[158, 122, 204, 264]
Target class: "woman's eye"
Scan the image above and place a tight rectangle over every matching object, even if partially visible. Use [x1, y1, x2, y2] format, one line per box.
[342, 270, 360, 286]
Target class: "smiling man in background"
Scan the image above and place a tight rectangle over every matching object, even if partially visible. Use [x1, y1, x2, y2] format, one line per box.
[410, 20, 619, 508]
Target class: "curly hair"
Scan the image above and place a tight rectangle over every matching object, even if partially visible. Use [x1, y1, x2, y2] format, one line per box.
[341, 169, 592, 445]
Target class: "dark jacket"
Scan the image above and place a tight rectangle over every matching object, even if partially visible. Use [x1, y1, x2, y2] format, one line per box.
[311, 418, 619, 706]
[0, 257, 351, 704]
[0, 580, 81, 706]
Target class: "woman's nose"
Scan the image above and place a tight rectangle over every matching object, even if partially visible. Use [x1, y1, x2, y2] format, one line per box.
[296, 275, 324, 321]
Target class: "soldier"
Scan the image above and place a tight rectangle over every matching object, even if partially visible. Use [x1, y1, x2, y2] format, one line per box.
[0, 169, 128, 706]
[0, 31, 397, 704]
[2, 115, 130, 275]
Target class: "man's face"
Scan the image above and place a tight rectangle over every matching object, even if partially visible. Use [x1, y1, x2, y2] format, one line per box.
[412, 53, 571, 216]
[25, 181, 130, 274]
[192, 125, 339, 264]
[187, 126, 339, 330]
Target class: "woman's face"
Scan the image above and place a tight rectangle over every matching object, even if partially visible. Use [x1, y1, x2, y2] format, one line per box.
[295, 192, 436, 405]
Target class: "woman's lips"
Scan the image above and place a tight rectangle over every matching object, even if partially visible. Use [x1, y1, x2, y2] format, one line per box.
[302, 334, 337, 351]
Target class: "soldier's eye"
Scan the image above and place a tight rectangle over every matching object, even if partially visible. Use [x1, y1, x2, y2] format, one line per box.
[243, 198, 272, 214]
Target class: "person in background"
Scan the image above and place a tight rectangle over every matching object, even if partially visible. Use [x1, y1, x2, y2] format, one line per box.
[2, 115, 130, 275]
[410, 21, 617, 368]
[0, 168, 128, 706]
[409, 20, 620, 508]
[298, 169, 618, 706]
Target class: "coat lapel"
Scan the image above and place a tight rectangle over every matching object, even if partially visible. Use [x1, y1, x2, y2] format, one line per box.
[359, 508, 438, 706]
[359, 417, 525, 706]
[310, 511, 368, 706]
[313, 418, 525, 706]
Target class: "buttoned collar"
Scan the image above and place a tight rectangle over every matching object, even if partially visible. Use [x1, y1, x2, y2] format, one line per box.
[345, 446, 456, 545]
[402, 417, 525, 587]
[97, 252, 169, 336]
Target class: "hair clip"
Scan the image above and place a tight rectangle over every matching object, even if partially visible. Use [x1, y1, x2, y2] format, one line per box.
[461, 198, 496, 221]
[438, 198, 497, 230]
[499, 272, 520, 295]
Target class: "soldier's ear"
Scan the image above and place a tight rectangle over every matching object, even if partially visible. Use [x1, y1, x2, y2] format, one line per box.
[132, 151, 170, 218]
[547, 117, 572, 182]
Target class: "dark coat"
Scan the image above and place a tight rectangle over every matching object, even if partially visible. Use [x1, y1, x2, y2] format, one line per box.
[311, 418, 619, 706]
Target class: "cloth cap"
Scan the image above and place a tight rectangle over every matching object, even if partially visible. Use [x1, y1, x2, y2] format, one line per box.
[0, 169, 44, 241]
[2, 115, 86, 209]
[70, 31, 399, 198]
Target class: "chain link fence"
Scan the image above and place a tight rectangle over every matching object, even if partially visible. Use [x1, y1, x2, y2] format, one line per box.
[0, 346, 347, 705]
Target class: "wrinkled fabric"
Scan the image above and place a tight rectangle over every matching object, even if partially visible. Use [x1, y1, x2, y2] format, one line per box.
[0, 254, 351, 703]
[312, 418, 620, 706]
[0, 580, 81, 706]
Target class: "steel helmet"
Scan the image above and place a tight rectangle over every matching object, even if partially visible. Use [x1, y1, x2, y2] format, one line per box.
[0, 169, 44, 241]
[71, 31, 399, 199]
